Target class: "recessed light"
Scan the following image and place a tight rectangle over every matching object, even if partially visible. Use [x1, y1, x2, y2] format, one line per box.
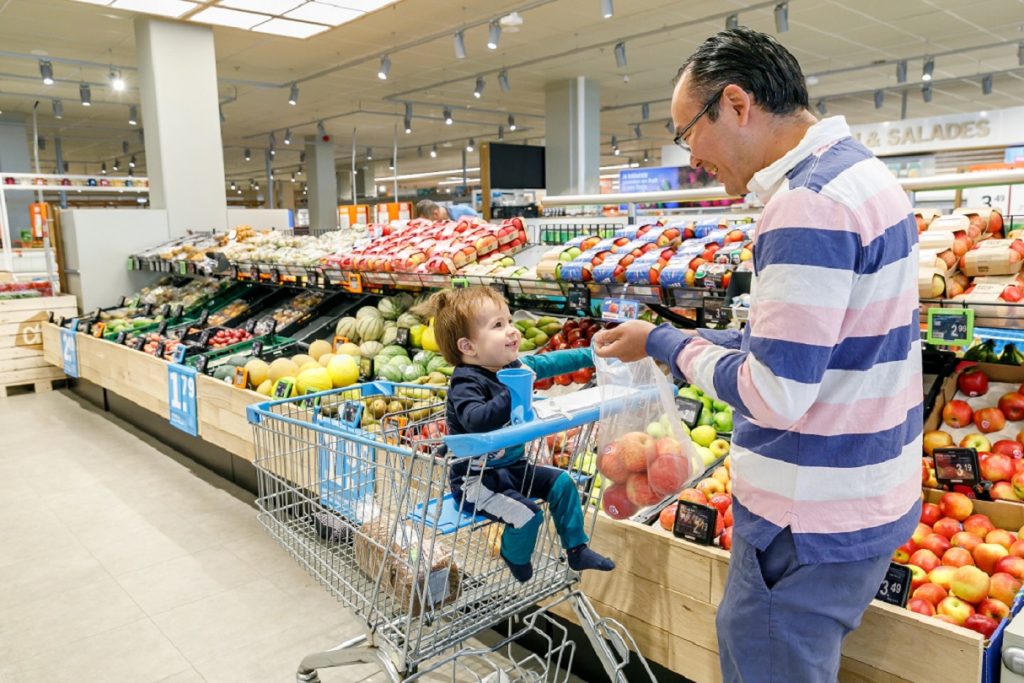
[285, 2, 363, 26]
[71, 0, 115, 5]
[218, 0, 303, 13]
[252, 17, 330, 38]
[110, 0, 199, 18]
[191, 6, 268, 29]
[320, 0, 396, 11]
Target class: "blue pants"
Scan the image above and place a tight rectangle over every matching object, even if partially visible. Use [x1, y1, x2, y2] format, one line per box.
[717, 527, 890, 683]
[450, 459, 588, 565]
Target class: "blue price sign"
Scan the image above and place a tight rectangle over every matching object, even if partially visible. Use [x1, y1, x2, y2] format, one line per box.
[60, 328, 79, 378]
[167, 363, 198, 436]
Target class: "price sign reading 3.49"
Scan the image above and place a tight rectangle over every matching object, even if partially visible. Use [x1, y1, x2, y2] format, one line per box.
[167, 363, 198, 436]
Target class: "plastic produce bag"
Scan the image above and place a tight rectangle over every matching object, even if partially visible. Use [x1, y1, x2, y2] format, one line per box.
[594, 355, 702, 519]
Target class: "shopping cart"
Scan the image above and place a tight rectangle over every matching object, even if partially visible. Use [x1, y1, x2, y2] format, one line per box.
[247, 381, 656, 683]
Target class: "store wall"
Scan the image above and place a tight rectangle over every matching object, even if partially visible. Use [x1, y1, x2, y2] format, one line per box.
[0, 113, 33, 243]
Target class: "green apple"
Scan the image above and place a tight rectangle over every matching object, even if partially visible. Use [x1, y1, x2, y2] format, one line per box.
[696, 445, 716, 466]
[697, 410, 715, 428]
[678, 386, 701, 401]
[709, 438, 730, 458]
[712, 400, 730, 413]
[646, 421, 668, 439]
[567, 247, 581, 259]
[678, 421, 690, 435]
[573, 452, 597, 475]
[713, 411, 733, 433]
[559, 251, 574, 262]
[691, 425, 717, 448]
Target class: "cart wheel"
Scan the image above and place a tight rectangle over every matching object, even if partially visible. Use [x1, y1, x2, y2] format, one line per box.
[296, 669, 320, 683]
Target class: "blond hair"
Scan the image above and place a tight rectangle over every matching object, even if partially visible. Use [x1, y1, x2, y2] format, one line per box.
[413, 287, 507, 366]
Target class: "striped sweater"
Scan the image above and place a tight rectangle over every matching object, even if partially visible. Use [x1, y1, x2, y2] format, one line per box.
[648, 116, 922, 564]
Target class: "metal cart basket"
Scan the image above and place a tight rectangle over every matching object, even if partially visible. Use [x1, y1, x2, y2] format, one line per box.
[247, 381, 655, 682]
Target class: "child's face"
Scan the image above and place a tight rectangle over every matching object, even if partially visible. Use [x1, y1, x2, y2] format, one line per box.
[458, 300, 521, 371]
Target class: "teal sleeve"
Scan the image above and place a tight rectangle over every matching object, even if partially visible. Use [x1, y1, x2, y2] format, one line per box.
[521, 348, 593, 379]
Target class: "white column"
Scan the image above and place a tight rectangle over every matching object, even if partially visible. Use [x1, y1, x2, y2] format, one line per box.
[305, 136, 337, 234]
[544, 77, 601, 195]
[135, 17, 227, 236]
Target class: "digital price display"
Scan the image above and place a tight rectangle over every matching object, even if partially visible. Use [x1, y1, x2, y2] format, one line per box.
[926, 308, 974, 347]
[875, 562, 912, 607]
[933, 447, 980, 487]
[340, 401, 363, 428]
[675, 396, 704, 429]
[673, 500, 717, 545]
[566, 285, 591, 315]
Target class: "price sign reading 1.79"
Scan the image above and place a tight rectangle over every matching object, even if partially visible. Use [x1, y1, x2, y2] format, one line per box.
[167, 363, 198, 436]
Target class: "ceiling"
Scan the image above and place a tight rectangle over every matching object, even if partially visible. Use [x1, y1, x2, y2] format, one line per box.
[1, 0, 1024, 190]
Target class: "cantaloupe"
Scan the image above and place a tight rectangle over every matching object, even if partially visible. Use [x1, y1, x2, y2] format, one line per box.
[269, 358, 300, 382]
[318, 353, 335, 368]
[299, 361, 320, 373]
[327, 354, 360, 388]
[245, 359, 270, 388]
[256, 379, 273, 396]
[308, 339, 332, 361]
[291, 354, 313, 368]
[297, 367, 333, 394]
[336, 342, 360, 357]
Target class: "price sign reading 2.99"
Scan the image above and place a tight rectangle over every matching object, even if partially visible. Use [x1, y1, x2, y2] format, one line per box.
[926, 307, 974, 347]
[167, 363, 198, 436]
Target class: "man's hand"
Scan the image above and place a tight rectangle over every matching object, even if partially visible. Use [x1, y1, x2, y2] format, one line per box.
[592, 320, 657, 362]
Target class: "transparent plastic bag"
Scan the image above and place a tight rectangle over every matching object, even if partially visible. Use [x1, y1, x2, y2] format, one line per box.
[594, 355, 702, 519]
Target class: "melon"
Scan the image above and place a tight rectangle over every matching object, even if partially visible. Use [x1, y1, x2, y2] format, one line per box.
[327, 355, 359, 388]
[381, 325, 399, 347]
[245, 358, 270, 388]
[334, 317, 359, 341]
[299, 361, 320, 373]
[308, 339, 332, 361]
[291, 354, 314, 368]
[269, 357, 300, 382]
[356, 305, 383, 320]
[318, 353, 335, 368]
[356, 316, 385, 343]
[336, 342, 361, 357]
[377, 297, 406, 321]
[378, 364, 404, 382]
[378, 345, 409, 359]
[359, 341, 384, 358]
[297, 367, 333, 394]
[413, 350, 435, 365]
[396, 312, 421, 329]
[426, 356, 449, 373]
[256, 379, 273, 396]
[402, 363, 427, 382]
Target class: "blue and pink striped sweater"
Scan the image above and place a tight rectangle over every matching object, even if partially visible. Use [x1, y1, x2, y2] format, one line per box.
[648, 117, 922, 564]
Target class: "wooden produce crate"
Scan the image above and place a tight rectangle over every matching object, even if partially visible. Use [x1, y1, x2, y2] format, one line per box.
[550, 512, 995, 683]
[0, 295, 76, 397]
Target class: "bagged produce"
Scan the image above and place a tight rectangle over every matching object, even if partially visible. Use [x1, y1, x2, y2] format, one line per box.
[594, 355, 702, 519]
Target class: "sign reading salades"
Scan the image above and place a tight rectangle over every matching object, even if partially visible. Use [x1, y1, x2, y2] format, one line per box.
[848, 106, 1024, 156]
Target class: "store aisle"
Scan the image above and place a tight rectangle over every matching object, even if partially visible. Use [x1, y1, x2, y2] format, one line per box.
[0, 391, 572, 683]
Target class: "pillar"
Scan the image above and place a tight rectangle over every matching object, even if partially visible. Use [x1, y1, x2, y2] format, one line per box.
[544, 77, 601, 195]
[0, 113, 32, 244]
[306, 135, 337, 234]
[135, 17, 227, 236]
[337, 169, 353, 204]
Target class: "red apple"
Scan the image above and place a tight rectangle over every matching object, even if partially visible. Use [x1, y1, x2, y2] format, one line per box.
[920, 533, 952, 557]
[987, 528, 1016, 550]
[907, 597, 936, 616]
[914, 582, 948, 606]
[719, 525, 733, 550]
[964, 514, 996, 539]
[910, 549, 941, 573]
[929, 565, 959, 591]
[1000, 393, 1024, 421]
[952, 531, 983, 553]
[937, 596, 976, 625]
[963, 613, 999, 638]
[943, 400, 974, 428]
[990, 572, 1024, 607]
[601, 484, 638, 519]
[1009, 539, 1024, 559]
[708, 493, 732, 516]
[951, 565, 990, 604]
[924, 430, 955, 457]
[974, 543, 1010, 575]
[978, 597, 1011, 621]
[677, 488, 708, 506]
[625, 473, 663, 507]
[921, 502, 942, 526]
[934, 517, 965, 539]
[942, 547, 975, 568]
[939, 493, 974, 522]
[658, 503, 678, 531]
[991, 481, 1018, 501]
[1013, 471, 1024, 500]
[993, 440, 1024, 459]
[981, 454, 1015, 483]
[893, 540, 917, 564]
[647, 453, 690, 496]
[616, 432, 656, 472]
[994, 555, 1024, 581]
[909, 563, 930, 590]
[597, 443, 630, 484]
[912, 522, 934, 546]
[958, 368, 990, 397]
[975, 407, 1007, 434]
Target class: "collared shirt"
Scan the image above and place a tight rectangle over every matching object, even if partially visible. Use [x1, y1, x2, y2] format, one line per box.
[647, 116, 922, 564]
[447, 204, 479, 221]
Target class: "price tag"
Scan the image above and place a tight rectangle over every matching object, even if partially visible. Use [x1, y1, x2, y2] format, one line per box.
[933, 447, 980, 487]
[174, 305, 184, 319]
[198, 309, 210, 328]
[358, 357, 373, 382]
[343, 272, 363, 294]
[167, 363, 198, 436]
[127, 257, 135, 271]
[59, 328, 79, 378]
[703, 295, 726, 325]
[926, 308, 975, 347]
[300, 387, 322, 410]
[159, 304, 171, 318]
[173, 343, 188, 364]
[451, 277, 469, 289]
[115, 331, 128, 345]
[333, 335, 350, 352]
[601, 298, 642, 322]
[565, 285, 591, 315]
[251, 340, 264, 357]
[340, 401, 363, 427]
[133, 336, 146, 351]
[142, 303, 154, 316]
[232, 367, 249, 389]
[306, 268, 319, 288]
[198, 329, 214, 347]
[177, 261, 188, 276]
[250, 265, 260, 280]
[395, 327, 411, 349]
[156, 320, 169, 336]
[154, 341, 166, 358]
[244, 319, 258, 334]
[875, 562, 912, 607]
[91, 322, 106, 338]
[673, 501, 717, 545]
[195, 355, 210, 374]
[271, 268, 281, 284]
[675, 396, 704, 429]
[231, 266, 240, 280]
[490, 281, 510, 300]
[272, 378, 295, 398]
[266, 320, 278, 337]
[81, 321, 93, 336]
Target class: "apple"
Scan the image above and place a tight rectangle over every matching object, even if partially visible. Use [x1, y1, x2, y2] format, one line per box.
[1010, 539, 1024, 559]
[910, 549, 941, 573]
[893, 540, 917, 564]
[973, 543, 1010, 575]
[677, 488, 707, 506]
[625, 473, 663, 507]
[989, 572, 1023, 606]
[914, 582, 948, 606]
[939, 493, 974, 522]
[601, 484, 638, 519]
[907, 597, 936, 616]
[975, 407, 1007, 434]
[1000, 393, 1024, 422]
[912, 522, 934, 546]
[994, 555, 1024, 581]
[719, 525, 733, 550]
[937, 596, 975, 625]
[991, 481, 1018, 501]
[908, 563, 929, 591]
[1013, 471, 1024, 500]
[617, 432, 655, 472]
[690, 425, 717, 448]
[943, 400, 974, 428]
[923, 430, 955, 456]
[934, 517, 965, 539]
[981, 453, 1014, 483]
[921, 502, 943, 526]
[986, 529, 1016, 550]
[597, 443, 630, 484]
[952, 531, 983, 553]
[709, 438, 730, 458]
[951, 565, 990, 603]
[961, 433, 992, 451]
[708, 493, 732, 516]
[964, 514, 996, 539]
[724, 504, 733, 527]
[933, 615, 959, 625]
[958, 367, 990, 397]
[658, 502, 678, 531]
[978, 597, 1011, 621]
[993, 440, 1024, 459]
[963, 613, 999, 638]
[696, 478, 725, 498]
[929, 565, 959, 591]
[942, 547, 975, 568]
[648, 453, 690, 496]
[920, 533, 952, 558]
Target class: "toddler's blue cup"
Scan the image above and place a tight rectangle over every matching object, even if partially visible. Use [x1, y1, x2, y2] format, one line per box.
[497, 367, 535, 424]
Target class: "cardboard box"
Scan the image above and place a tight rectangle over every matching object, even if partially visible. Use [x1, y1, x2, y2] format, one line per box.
[960, 240, 1024, 277]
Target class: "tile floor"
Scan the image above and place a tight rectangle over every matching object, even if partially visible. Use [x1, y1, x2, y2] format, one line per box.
[0, 391, 582, 683]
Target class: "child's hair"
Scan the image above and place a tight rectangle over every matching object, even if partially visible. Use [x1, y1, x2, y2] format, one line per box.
[412, 287, 508, 366]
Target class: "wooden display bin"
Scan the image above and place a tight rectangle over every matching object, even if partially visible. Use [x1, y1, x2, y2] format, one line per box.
[0, 295, 76, 396]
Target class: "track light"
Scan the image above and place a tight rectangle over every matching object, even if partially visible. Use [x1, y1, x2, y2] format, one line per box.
[129, 155, 136, 169]
[508, 114, 516, 131]
[430, 145, 437, 158]
[113, 158, 120, 171]
[39, 60, 54, 85]
[443, 106, 453, 125]
[643, 149, 649, 163]
[378, 54, 391, 80]
[922, 57, 934, 82]
[79, 83, 91, 107]
[404, 116, 412, 133]
[230, 181, 237, 191]
[288, 82, 299, 106]
[610, 135, 619, 155]
[774, 2, 788, 33]
[388, 157, 394, 170]
[498, 69, 510, 92]
[641, 102, 650, 121]
[726, 14, 739, 29]
[244, 148, 251, 162]
[816, 99, 827, 116]
[110, 68, 125, 92]
[128, 105, 138, 126]
[454, 30, 466, 59]
[601, 0, 613, 19]
[366, 147, 373, 160]
[614, 41, 627, 68]
[300, 151, 306, 163]
[284, 129, 292, 145]
[487, 20, 501, 50]
[498, 125, 505, 141]
[101, 162, 107, 175]
[268, 133, 276, 156]
[613, 147, 620, 156]
[37, 137, 45, 151]
[874, 90, 884, 109]
[982, 74, 993, 95]
[896, 60, 907, 84]
[52, 99, 63, 119]
[122, 140, 129, 154]
[466, 139, 475, 152]
[317, 120, 326, 137]
[297, 165, 303, 176]
[473, 76, 485, 98]
[633, 124, 642, 138]
[1018, 42, 1024, 67]
[922, 83, 933, 102]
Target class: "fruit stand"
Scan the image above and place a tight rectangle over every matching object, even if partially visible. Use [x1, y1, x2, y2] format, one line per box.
[0, 291, 76, 397]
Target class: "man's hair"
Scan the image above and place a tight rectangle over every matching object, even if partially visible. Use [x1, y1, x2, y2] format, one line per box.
[412, 286, 506, 366]
[676, 27, 808, 121]
[415, 199, 440, 219]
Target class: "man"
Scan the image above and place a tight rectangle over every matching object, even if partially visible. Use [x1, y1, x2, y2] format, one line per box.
[415, 198, 478, 221]
[594, 27, 921, 683]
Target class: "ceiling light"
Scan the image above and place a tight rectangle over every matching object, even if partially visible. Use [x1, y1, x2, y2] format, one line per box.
[244, 147, 252, 161]
[317, 120, 326, 137]
[251, 17, 330, 39]
[101, 162, 107, 174]
[79, 83, 92, 106]
[454, 30, 466, 59]
[816, 99, 826, 115]
[443, 106, 453, 125]
[189, 6, 267, 29]
[404, 101, 412, 119]
[39, 60, 54, 86]
[498, 69, 510, 92]
[643, 149, 649, 162]
[466, 139, 475, 152]
[404, 116, 412, 133]
[430, 145, 437, 158]
[299, 151, 305, 162]
[388, 157, 394, 170]
[111, 0, 199, 18]
[473, 76, 485, 98]
[896, 60, 907, 84]
[1019, 42, 1024, 66]
[230, 181, 237, 190]
[922, 57, 934, 82]
[726, 13, 739, 29]
[297, 165, 303, 175]
[377, 54, 391, 80]
[487, 20, 501, 50]
[601, 0, 612, 19]
[874, 89, 884, 109]
[285, 2, 362, 26]
[109, 68, 125, 91]
[113, 158, 120, 171]
[922, 83, 933, 102]
[498, 125, 504, 141]
[288, 82, 299, 106]
[641, 102, 649, 121]
[614, 41, 626, 68]
[129, 155, 136, 168]
[613, 146, 620, 156]
[774, 2, 788, 33]
[982, 74, 993, 95]
[366, 147, 373, 160]
[52, 99, 63, 119]
[508, 114, 516, 131]
[122, 140, 129, 154]
[284, 128, 292, 144]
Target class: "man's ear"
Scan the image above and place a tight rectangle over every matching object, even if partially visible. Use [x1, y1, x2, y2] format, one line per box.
[722, 83, 752, 127]
[456, 336, 475, 357]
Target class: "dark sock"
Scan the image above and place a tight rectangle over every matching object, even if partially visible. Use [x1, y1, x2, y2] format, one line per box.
[567, 544, 615, 572]
[501, 553, 533, 582]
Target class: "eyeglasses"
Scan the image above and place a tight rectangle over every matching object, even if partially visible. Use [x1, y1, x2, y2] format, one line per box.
[673, 90, 723, 152]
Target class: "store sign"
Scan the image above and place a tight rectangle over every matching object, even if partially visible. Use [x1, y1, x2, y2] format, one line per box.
[167, 363, 198, 436]
[849, 106, 1024, 156]
[60, 328, 79, 378]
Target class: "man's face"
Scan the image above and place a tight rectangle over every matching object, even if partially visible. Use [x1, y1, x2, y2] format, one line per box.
[432, 207, 449, 221]
[671, 72, 753, 197]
